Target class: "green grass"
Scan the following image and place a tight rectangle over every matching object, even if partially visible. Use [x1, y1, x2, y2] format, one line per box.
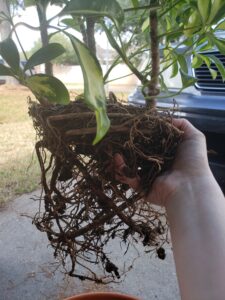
[0, 86, 41, 202]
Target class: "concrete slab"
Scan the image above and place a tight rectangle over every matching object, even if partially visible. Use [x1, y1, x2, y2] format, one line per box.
[0, 192, 180, 300]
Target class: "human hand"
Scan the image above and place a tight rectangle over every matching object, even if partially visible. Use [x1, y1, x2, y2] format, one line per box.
[114, 119, 211, 207]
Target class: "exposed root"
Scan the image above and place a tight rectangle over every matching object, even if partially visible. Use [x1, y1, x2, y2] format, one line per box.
[29, 100, 182, 283]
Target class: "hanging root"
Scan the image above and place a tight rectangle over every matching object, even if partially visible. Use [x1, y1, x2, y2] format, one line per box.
[29, 100, 182, 283]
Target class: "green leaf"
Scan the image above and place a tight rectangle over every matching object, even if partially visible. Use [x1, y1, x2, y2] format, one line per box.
[68, 34, 110, 144]
[197, 41, 212, 52]
[206, 54, 225, 81]
[197, 0, 211, 23]
[171, 61, 178, 78]
[60, 0, 124, 28]
[213, 37, 225, 54]
[208, 0, 225, 24]
[26, 74, 70, 105]
[0, 64, 14, 76]
[209, 68, 217, 80]
[94, 108, 110, 145]
[197, 53, 211, 68]
[180, 70, 197, 88]
[101, 22, 125, 59]
[24, 0, 36, 7]
[24, 43, 65, 71]
[141, 18, 149, 32]
[184, 11, 202, 37]
[0, 38, 20, 73]
[131, 0, 138, 7]
[215, 20, 225, 31]
[159, 75, 169, 94]
[60, 18, 81, 32]
[192, 55, 203, 68]
[177, 55, 188, 73]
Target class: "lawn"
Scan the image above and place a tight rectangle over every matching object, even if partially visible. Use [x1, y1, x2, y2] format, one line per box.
[0, 85, 41, 202]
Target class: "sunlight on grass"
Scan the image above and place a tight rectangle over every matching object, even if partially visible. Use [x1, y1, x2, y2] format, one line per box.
[0, 86, 40, 202]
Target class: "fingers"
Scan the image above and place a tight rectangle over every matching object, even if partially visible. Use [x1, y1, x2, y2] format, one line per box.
[172, 118, 204, 140]
[113, 153, 126, 172]
[115, 173, 141, 190]
[113, 153, 141, 191]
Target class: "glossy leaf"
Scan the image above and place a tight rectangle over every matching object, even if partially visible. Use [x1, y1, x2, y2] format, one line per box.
[197, 0, 211, 23]
[0, 38, 20, 73]
[0, 64, 14, 76]
[24, 43, 65, 71]
[26, 74, 70, 105]
[207, 54, 225, 81]
[60, 0, 124, 28]
[68, 34, 110, 144]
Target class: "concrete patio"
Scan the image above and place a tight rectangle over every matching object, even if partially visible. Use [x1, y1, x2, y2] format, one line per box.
[0, 192, 180, 300]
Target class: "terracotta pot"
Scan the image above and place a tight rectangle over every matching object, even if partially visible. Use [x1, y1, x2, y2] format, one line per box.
[64, 292, 140, 300]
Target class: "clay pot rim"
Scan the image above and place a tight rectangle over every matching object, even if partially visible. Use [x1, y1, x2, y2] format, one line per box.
[64, 292, 140, 300]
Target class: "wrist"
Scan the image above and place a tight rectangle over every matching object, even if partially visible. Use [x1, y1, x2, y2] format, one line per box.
[164, 170, 225, 300]
[164, 170, 218, 211]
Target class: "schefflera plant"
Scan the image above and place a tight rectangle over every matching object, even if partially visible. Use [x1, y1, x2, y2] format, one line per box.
[99, 0, 225, 105]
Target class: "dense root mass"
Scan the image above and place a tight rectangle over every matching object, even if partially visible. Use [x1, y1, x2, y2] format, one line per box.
[29, 100, 182, 283]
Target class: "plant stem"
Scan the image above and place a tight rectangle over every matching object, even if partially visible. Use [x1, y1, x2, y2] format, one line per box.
[78, 16, 97, 56]
[78, 17, 88, 45]
[36, 3, 52, 75]
[86, 17, 97, 56]
[147, 8, 160, 109]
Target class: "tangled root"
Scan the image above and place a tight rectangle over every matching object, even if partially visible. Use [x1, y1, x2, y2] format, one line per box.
[29, 100, 182, 283]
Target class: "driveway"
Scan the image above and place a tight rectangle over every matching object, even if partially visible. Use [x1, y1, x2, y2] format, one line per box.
[0, 192, 180, 300]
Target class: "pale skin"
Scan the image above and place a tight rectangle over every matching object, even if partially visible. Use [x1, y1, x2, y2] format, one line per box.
[114, 119, 225, 300]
